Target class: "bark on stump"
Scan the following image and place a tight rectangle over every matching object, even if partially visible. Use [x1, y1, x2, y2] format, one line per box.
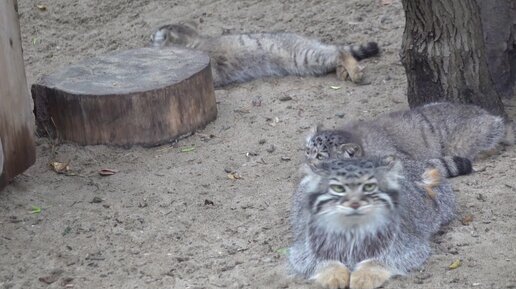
[32, 47, 217, 146]
[400, 0, 507, 117]
[1, 0, 37, 189]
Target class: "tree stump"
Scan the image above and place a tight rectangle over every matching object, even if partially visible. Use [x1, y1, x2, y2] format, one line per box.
[32, 47, 217, 146]
[1, 0, 36, 189]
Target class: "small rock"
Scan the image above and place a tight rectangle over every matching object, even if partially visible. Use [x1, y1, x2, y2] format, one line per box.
[266, 145, 276, 153]
[61, 277, 74, 287]
[224, 167, 233, 173]
[252, 96, 262, 107]
[380, 15, 392, 24]
[91, 197, 103, 203]
[176, 256, 189, 262]
[448, 247, 459, 255]
[38, 269, 64, 285]
[258, 139, 266, 145]
[414, 272, 432, 284]
[335, 112, 346, 118]
[279, 95, 292, 101]
[281, 156, 291, 161]
[204, 199, 214, 206]
[476, 193, 486, 202]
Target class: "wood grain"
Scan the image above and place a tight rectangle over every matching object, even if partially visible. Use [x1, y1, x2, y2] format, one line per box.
[0, 0, 36, 189]
[32, 47, 218, 146]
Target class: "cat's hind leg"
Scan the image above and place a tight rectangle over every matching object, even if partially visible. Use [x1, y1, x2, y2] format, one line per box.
[336, 50, 363, 83]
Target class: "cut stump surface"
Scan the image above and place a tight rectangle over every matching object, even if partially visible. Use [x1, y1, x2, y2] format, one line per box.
[32, 47, 217, 146]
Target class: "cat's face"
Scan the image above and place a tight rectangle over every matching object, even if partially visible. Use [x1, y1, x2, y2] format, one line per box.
[305, 157, 401, 232]
[305, 127, 363, 162]
[150, 23, 199, 48]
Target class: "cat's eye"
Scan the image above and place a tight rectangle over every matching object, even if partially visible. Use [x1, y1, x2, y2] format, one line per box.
[329, 184, 346, 193]
[363, 183, 377, 192]
[316, 151, 329, 160]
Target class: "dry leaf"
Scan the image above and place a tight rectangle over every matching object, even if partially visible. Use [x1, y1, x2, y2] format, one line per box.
[227, 172, 242, 180]
[36, 4, 47, 11]
[234, 108, 250, 114]
[99, 168, 117, 176]
[50, 161, 70, 174]
[461, 214, 474, 226]
[180, 146, 195, 153]
[448, 259, 462, 270]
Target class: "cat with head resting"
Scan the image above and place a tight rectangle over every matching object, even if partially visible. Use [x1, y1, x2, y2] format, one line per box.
[150, 22, 379, 87]
[305, 102, 510, 178]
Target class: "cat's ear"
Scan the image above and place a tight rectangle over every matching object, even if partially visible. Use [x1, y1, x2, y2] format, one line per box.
[337, 143, 362, 158]
[380, 155, 404, 188]
[305, 124, 322, 145]
[299, 163, 326, 193]
[380, 155, 402, 170]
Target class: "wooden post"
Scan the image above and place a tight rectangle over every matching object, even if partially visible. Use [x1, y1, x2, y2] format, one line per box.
[0, 0, 36, 189]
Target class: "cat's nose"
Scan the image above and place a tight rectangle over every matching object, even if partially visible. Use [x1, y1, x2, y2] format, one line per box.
[349, 201, 361, 210]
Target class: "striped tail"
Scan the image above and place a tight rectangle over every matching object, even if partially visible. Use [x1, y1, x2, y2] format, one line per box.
[426, 156, 473, 178]
[344, 42, 380, 61]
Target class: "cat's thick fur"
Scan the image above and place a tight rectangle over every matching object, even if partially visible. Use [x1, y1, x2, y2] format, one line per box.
[289, 156, 455, 289]
[150, 22, 379, 87]
[305, 102, 507, 173]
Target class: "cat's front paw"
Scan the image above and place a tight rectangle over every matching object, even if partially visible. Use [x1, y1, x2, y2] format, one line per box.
[350, 260, 391, 289]
[312, 261, 350, 289]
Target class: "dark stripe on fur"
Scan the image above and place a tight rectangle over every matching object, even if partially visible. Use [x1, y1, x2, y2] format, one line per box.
[440, 158, 453, 177]
[452, 156, 473, 176]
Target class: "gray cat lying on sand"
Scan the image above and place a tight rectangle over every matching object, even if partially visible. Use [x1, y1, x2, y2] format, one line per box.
[150, 22, 379, 87]
[289, 156, 455, 289]
[305, 102, 510, 178]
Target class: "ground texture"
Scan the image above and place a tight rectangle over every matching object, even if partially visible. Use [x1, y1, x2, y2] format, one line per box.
[1, 0, 515, 288]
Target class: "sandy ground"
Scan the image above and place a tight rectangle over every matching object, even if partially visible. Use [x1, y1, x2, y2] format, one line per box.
[1, 0, 515, 288]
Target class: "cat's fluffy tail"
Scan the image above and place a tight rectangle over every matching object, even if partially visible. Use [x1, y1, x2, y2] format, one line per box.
[344, 42, 380, 61]
[426, 156, 473, 178]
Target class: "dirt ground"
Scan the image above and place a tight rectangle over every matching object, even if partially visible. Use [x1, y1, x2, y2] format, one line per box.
[1, 0, 515, 288]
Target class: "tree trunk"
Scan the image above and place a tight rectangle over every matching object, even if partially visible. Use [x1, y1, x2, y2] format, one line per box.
[400, 0, 507, 117]
[477, 0, 516, 99]
[0, 0, 36, 189]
